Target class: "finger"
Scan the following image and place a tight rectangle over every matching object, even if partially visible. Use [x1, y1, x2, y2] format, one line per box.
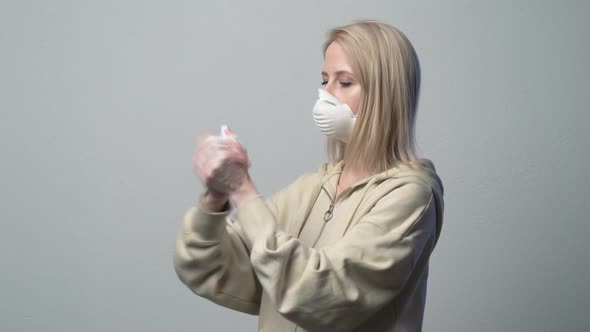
[196, 142, 222, 177]
[195, 148, 210, 179]
[205, 149, 229, 176]
[194, 131, 224, 181]
[196, 131, 215, 146]
[223, 126, 238, 138]
[225, 140, 248, 163]
[193, 145, 207, 178]
[224, 137, 243, 152]
[198, 137, 225, 156]
[219, 145, 244, 166]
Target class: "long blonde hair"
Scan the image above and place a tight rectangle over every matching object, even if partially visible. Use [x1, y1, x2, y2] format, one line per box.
[323, 20, 426, 173]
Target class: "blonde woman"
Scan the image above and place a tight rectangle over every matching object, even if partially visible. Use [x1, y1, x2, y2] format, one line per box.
[173, 20, 445, 332]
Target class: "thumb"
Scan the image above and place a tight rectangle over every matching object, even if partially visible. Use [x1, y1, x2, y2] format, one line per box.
[223, 126, 238, 139]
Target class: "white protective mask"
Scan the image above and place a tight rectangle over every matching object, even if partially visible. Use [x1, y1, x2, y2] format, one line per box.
[312, 88, 357, 143]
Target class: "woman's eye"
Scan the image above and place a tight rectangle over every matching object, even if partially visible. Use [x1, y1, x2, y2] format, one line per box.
[320, 81, 352, 87]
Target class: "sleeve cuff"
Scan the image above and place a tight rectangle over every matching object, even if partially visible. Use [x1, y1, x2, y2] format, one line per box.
[183, 193, 231, 241]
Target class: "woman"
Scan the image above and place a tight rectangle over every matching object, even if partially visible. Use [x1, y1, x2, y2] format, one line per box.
[173, 20, 445, 332]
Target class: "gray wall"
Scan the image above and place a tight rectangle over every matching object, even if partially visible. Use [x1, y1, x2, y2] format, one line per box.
[1, 1, 588, 331]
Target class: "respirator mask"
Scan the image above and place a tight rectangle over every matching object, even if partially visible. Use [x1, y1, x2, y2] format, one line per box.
[312, 88, 357, 143]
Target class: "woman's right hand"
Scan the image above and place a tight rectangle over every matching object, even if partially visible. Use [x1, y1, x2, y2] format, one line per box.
[192, 133, 228, 212]
[192, 129, 249, 212]
[202, 188, 229, 212]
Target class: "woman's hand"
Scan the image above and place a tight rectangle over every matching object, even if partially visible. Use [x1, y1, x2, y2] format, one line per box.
[201, 188, 229, 213]
[193, 128, 258, 209]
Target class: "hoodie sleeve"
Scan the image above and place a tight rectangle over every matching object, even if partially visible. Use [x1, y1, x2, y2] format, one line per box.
[172, 175, 310, 315]
[172, 195, 262, 315]
[232, 181, 438, 332]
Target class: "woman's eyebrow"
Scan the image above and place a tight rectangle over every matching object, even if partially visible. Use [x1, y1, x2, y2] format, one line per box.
[321, 70, 354, 77]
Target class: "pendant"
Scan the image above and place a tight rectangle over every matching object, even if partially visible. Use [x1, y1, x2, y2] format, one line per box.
[324, 203, 334, 222]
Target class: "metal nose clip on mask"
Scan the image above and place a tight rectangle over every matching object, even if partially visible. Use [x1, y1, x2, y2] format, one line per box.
[312, 88, 357, 144]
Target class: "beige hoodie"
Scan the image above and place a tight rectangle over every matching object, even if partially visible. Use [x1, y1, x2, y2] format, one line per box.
[173, 158, 444, 332]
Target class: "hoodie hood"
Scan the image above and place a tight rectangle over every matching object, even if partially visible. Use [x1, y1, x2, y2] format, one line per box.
[318, 158, 445, 247]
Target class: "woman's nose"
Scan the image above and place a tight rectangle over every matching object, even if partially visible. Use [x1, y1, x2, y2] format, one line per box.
[323, 83, 336, 97]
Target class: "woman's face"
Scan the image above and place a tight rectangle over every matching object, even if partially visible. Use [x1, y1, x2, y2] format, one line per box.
[321, 42, 362, 115]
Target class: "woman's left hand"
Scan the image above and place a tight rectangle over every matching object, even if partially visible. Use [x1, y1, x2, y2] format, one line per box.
[193, 128, 259, 207]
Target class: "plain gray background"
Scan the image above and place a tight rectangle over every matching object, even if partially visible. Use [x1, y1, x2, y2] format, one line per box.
[1, 0, 588, 331]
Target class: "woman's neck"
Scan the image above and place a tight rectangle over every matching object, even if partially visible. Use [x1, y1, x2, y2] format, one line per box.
[337, 160, 368, 194]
